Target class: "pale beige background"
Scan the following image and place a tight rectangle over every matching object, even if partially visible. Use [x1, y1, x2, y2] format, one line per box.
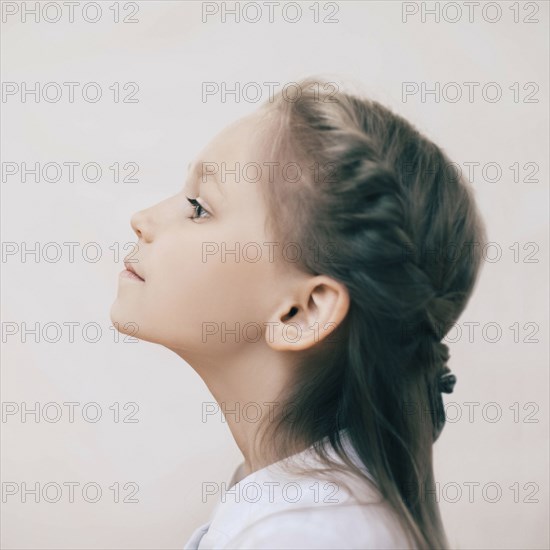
[1, 1, 548, 549]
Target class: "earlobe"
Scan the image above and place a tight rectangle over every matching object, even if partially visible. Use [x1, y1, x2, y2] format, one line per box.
[265, 276, 350, 352]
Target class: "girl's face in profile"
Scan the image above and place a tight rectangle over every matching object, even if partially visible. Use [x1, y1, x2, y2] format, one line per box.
[110, 112, 305, 361]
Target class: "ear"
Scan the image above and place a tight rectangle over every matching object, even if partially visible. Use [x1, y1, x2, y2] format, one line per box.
[265, 275, 350, 351]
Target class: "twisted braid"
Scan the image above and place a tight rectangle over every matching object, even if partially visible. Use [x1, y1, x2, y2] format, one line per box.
[257, 78, 487, 550]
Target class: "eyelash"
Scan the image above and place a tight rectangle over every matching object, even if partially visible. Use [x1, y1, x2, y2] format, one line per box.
[186, 197, 210, 221]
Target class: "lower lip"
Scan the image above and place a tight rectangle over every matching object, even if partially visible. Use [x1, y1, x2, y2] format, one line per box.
[120, 269, 145, 282]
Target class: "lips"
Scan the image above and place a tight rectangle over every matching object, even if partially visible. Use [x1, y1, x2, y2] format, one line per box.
[124, 260, 145, 281]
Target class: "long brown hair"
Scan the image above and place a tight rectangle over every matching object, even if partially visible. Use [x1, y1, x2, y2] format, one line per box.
[252, 78, 487, 549]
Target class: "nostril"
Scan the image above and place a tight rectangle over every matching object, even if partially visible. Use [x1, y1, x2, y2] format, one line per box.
[130, 211, 145, 238]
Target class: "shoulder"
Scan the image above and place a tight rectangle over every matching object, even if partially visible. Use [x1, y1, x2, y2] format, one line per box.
[203, 432, 414, 549]
[225, 459, 412, 549]
[226, 503, 413, 549]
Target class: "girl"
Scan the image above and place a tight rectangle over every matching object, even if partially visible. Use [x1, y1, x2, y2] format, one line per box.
[111, 78, 487, 549]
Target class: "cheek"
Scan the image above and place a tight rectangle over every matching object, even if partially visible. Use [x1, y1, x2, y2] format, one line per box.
[147, 234, 277, 345]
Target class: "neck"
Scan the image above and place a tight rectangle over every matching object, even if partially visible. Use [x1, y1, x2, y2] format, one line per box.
[170, 343, 300, 475]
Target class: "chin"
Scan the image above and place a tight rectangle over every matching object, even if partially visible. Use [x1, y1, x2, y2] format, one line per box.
[110, 301, 167, 345]
[110, 300, 140, 337]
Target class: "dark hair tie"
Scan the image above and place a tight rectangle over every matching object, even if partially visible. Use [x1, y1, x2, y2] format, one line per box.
[438, 364, 457, 394]
[432, 340, 457, 442]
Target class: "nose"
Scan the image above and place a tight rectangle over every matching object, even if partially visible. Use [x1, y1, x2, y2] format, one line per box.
[130, 207, 154, 243]
[130, 194, 180, 242]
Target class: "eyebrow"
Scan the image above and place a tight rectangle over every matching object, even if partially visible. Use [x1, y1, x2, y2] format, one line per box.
[187, 159, 224, 198]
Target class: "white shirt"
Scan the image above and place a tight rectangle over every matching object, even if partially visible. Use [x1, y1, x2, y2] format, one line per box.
[183, 430, 414, 549]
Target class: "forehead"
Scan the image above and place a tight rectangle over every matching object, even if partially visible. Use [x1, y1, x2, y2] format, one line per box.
[203, 113, 265, 170]
[186, 113, 267, 196]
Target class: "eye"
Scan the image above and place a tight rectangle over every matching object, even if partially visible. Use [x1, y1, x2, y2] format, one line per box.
[186, 197, 210, 221]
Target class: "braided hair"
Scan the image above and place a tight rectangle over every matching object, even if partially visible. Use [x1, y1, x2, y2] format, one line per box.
[254, 78, 487, 550]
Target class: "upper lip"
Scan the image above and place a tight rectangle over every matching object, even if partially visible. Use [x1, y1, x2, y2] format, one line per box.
[124, 260, 145, 281]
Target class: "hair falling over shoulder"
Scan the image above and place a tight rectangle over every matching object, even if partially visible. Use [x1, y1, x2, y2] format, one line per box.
[253, 78, 488, 550]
